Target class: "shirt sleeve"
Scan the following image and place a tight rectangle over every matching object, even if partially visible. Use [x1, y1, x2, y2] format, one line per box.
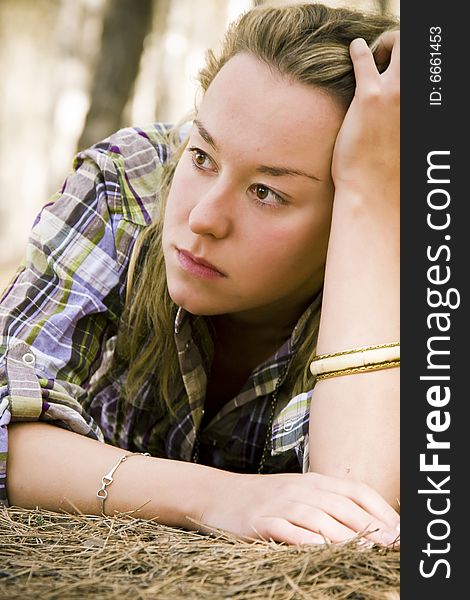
[0, 123, 172, 505]
[271, 390, 312, 473]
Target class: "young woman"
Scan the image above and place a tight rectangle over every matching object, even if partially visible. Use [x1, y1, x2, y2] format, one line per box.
[0, 3, 400, 547]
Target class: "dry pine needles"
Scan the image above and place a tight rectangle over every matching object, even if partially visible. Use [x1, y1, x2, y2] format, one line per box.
[0, 506, 399, 600]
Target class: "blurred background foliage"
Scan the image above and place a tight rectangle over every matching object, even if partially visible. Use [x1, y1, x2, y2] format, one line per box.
[0, 0, 399, 291]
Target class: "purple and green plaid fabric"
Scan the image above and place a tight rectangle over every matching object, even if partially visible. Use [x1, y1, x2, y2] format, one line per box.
[0, 123, 316, 505]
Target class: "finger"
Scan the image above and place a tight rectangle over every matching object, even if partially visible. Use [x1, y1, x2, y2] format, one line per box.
[288, 506, 363, 544]
[373, 30, 400, 79]
[349, 37, 381, 88]
[254, 517, 330, 546]
[313, 492, 399, 546]
[308, 473, 400, 531]
[349, 486, 400, 532]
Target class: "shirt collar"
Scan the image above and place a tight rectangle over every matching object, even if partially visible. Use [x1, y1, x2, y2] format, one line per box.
[172, 290, 322, 430]
[174, 288, 322, 370]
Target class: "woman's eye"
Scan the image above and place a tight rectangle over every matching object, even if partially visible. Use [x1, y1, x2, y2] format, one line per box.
[194, 151, 207, 166]
[255, 185, 269, 200]
[250, 184, 287, 207]
[188, 147, 213, 170]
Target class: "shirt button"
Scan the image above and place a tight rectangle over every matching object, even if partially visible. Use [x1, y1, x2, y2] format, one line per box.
[22, 352, 36, 366]
[283, 420, 294, 433]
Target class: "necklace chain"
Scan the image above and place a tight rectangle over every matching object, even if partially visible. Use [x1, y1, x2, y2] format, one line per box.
[192, 360, 290, 474]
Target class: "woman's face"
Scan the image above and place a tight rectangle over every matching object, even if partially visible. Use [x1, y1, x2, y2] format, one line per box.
[162, 52, 344, 321]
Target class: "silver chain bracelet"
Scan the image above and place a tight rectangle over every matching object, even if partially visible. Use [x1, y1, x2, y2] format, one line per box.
[97, 452, 150, 515]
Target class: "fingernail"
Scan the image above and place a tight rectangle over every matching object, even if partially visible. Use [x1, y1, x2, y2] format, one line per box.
[396, 523, 400, 534]
[381, 530, 398, 545]
[357, 538, 374, 550]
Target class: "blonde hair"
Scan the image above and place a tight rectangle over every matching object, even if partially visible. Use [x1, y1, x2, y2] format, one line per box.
[119, 2, 398, 412]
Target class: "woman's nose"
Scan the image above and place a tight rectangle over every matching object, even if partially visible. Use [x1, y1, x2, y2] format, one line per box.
[188, 184, 232, 239]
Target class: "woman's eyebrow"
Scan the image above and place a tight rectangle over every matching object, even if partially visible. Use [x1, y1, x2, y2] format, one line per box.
[194, 119, 218, 151]
[256, 164, 322, 182]
[193, 118, 322, 182]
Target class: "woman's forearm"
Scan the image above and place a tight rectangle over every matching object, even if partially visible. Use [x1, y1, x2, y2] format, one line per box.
[309, 188, 399, 506]
[7, 421, 400, 546]
[317, 187, 399, 349]
[6, 422, 227, 526]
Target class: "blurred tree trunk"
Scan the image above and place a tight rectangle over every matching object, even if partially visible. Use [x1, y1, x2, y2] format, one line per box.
[78, 0, 153, 150]
[153, 0, 228, 122]
[375, 0, 391, 14]
[145, 0, 171, 120]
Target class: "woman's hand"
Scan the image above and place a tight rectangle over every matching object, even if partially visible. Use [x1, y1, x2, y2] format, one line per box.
[331, 31, 400, 200]
[309, 30, 400, 507]
[198, 470, 400, 547]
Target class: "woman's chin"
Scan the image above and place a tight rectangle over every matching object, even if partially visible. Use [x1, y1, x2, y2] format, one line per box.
[167, 285, 225, 316]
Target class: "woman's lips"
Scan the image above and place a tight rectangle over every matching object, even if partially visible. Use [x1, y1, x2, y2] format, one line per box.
[176, 248, 226, 279]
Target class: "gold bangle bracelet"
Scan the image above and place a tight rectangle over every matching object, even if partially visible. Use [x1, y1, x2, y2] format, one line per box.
[315, 359, 400, 380]
[310, 342, 400, 378]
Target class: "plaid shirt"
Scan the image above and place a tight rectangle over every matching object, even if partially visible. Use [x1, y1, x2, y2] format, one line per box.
[0, 123, 318, 505]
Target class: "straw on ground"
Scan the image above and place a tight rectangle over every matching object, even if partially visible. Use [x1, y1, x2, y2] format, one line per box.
[0, 506, 399, 600]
